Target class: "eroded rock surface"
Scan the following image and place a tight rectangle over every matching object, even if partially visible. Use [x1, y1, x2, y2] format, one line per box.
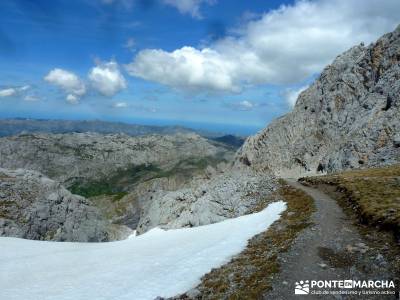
[0, 168, 129, 242]
[0, 132, 227, 186]
[137, 167, 277, 233]
[236, 25, 400, 177]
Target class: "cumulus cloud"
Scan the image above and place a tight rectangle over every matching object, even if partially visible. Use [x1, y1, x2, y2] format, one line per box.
[127, 0, 400, 93]
[66, 94, 79, 104]
[89, 61, 127, 96]
[127, 47, 238, 92]
[0, 85, 31, 98]
[112, 101, 129, 108]
[44, 68, 86, 102]
[284, 85, 309, 108]
[0, 88, 17, 97]
[163, 0, 215, 18]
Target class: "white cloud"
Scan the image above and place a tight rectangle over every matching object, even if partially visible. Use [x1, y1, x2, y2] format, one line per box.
[284, 85, 309, 108]
[127, 0, 400, 93]
[237, 100, 255, 111]
[124, 37, 136, 52]
[19, 85, 30, 91]
[44, 69, 86, 103]
[0, 88, 17, 97]
[89, 61, 127, 96]
[24, 95, 40, 102]
[112, 101, 129, 108]
[127, 47, 238, 92]
[162, 0, 215, 19]
[0, 85, 31, 98]
[66, 94, 79, 104]
[226, 100, 256, 111]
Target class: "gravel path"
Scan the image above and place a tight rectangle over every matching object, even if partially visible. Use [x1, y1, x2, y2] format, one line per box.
[264, 179, 395, 300]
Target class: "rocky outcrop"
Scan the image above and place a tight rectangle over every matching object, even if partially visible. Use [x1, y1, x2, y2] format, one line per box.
[0, 168, 130, 242]
[136, 167, 277, 234]
[0, 132, 228, 186]
[236, 25, 400, 177]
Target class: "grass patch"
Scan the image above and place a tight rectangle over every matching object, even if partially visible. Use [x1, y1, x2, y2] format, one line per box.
[177, 181, 315, 300]
[112, 192, 129, 202]
[300, 164, 400, 235]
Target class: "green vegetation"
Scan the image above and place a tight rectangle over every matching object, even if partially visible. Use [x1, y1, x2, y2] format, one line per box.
[69, 156, 227, 199]
[112, 192, 129, 202]
[188, 181, 315, 300]
[69, 164, 161, 198]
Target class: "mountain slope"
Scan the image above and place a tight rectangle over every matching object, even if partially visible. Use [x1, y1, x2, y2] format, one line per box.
[0, 132, 228, 186]
[0, 168, 128, 242]
[236, 25, 400, 177]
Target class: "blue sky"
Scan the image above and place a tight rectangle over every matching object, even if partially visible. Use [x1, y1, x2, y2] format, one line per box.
[0, 0, 399, 135]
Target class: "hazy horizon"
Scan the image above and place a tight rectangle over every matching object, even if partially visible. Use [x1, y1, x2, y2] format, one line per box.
[0, 115, 263, 136]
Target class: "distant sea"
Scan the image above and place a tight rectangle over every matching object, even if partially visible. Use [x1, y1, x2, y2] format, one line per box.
[0, 114, 264, 136]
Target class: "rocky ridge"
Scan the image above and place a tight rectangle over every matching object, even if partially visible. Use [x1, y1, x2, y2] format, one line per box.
[0, 132, 227, 186]
[236, 25, 400, 177]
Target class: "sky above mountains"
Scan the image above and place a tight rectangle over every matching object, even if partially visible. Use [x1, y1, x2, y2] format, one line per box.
[0, 0, 399, 134]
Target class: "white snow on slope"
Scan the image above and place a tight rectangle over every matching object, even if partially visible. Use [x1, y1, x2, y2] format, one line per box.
[0, 201, 286, 300]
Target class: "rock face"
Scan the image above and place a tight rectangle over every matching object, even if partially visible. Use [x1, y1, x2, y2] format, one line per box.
[236, 25, 400, 177]
[136, 167, 276, 234]
[0, 132, 226, 185]
[0, 168, 126, 242]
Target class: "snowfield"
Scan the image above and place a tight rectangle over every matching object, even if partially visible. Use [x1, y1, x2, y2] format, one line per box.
[0, 201, 286, 300]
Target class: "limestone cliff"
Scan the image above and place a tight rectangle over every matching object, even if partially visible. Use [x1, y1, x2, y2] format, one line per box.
[236, 25, 400, 177]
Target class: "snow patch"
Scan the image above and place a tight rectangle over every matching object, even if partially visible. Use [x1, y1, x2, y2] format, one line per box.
[0, 201, 286, 300]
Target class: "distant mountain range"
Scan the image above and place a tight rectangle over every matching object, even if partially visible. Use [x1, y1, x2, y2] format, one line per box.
[0, 118, 246, 148]
[0, 118, 194, 137]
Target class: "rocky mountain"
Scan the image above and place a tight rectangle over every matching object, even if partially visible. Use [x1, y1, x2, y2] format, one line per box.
[0, 168, 130, 242]
[0, 118, 243, 141]
[0, 132, 239, 239]
[0, 132, 229, 186]
[236, 25, 400, 177]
